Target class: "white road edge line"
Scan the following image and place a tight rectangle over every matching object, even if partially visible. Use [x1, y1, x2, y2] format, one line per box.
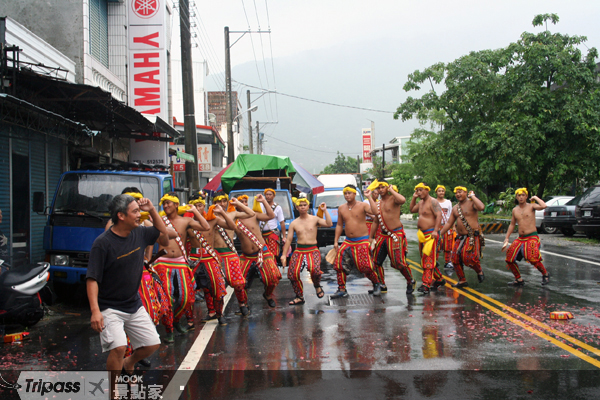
[162, 287, 234, 399]
[486, 238, 600, 267]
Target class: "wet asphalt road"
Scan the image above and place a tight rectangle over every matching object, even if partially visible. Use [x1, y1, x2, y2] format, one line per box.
[2, 223, 600, 399]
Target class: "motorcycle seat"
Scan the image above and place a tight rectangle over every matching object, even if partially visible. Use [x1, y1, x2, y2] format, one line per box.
[0, 264, 48, 287]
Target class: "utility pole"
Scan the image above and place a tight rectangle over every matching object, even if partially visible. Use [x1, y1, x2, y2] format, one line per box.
[247, 90, 253, 154]
[180, 0, 199, 191]
[382, 143, 386, 180]
[256, 120, 260, 154]
[371, 120, 375, 154]
[225, 26, 234, 163]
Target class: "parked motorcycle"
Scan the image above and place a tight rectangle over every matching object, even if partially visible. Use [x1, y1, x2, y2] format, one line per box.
[0, 259, 50, 327]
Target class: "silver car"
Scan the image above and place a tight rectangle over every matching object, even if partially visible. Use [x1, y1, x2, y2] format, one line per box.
[536, 196, 574, 234]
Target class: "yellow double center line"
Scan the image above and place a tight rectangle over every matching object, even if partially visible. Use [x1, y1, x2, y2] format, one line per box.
[406, 258, 600, 368]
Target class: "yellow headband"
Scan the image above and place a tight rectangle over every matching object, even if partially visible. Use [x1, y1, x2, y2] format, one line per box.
[453, 186, 467, 193]
[435, 185, 446, 193]
[213, 194, 229, 202]
[367, 179, 388, 192]
[296, 198, 309, 206]
[392, 185, 398, 192]
[189, 198, 205, 205]
[123, 192, 143, 200]
[159, 194, 179, 206]
[264, 188, 276, 196]
[237, 195, 249, 201]
[159, 205, 188, 217]
[515, 188, 528, 196]
[414, 183, 431, 191]
[343, 187, 357, 194]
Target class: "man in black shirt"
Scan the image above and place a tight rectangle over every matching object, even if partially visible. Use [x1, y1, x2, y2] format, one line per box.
[86, 194, 169, 379]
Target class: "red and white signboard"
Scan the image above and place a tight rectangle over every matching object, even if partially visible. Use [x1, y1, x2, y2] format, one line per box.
[362, 128, 372, 162]
[170, 144, 212, 172]
[128, 0, 168, 165]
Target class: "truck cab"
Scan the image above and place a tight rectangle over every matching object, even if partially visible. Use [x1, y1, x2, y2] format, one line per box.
[44, 167, 173, 287]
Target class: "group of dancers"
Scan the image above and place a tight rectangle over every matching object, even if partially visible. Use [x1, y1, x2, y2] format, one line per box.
[111, 182, 551, 347]
[86, 182, 553, 378]
[328, 181, 550, 298]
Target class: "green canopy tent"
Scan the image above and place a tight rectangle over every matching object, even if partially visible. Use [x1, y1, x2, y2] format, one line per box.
[220, 154, 297, 193]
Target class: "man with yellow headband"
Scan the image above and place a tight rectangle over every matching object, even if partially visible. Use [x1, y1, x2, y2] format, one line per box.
[366, 180, 416, 295]
[331, 184, 382, 298]
[434, 185, 455, 270]
[440, 186, 486, 288]
[281, 198, 332, 305]
[502, 188, 549, 286]
[153, 192, 211, 342]
[409, 182, 445, 294]
[185, 197, 236, 326]
[233, 194, 281, 307]
[212, 193, 257, 316]
[261, 188, 287, 264]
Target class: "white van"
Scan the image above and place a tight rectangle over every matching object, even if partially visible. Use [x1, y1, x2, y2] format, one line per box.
[317, 174, 358, 189]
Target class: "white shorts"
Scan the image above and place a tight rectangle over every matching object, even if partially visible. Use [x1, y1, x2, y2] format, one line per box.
[99, 307, 160, 353]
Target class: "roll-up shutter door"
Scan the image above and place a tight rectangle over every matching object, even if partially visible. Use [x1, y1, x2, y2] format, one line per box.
[30, 137, 47, 262]
[90, 0, 109, 67]
[0, 138, 9, 248]
[47, 141, 63, 205]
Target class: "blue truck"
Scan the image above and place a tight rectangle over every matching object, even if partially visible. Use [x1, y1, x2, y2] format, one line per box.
[311, 187, 364, 247]
[43, 166, 173, 289]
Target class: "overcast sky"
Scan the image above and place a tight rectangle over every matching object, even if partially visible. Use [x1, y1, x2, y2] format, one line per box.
[174, 0, 600, 173]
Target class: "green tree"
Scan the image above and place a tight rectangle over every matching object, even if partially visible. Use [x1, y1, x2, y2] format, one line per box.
[395, 14, 600, 198]
[320, 152, 360, 174]
[364, 156, 398, 180]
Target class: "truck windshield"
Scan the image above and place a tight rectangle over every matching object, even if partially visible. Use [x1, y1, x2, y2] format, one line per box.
[53, 173, 161, 214]
[314, 191, 348, 209]
[230, 190, 293, 220]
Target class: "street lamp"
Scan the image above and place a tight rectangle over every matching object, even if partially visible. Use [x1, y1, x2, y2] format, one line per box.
[233, 105, 257, 121]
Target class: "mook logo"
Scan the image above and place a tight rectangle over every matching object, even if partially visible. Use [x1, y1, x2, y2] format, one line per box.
[131, 0, 160, 19]
[17, 371, 109, 400]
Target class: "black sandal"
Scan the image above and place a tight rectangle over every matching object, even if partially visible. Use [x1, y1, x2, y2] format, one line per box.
[289, 297, 305, 305]
[508, 279, 525, 286]
[315, 286, 325, 298]
[263, 292, 276, 308]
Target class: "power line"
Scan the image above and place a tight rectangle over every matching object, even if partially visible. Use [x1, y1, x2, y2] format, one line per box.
[263, 133, 361, 155]
[235, 80, 395, 114]
[264, 0, 279, 121]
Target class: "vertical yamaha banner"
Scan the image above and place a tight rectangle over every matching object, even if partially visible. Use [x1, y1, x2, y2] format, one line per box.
[362, 128, 372, 162]
[128, 0, 169, 165]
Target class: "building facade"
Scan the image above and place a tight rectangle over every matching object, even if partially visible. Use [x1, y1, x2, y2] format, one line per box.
[0, 2, 179, 265]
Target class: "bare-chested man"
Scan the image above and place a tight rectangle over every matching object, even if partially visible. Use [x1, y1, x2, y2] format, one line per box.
[212, 193, 257, 316]
[281, 199, 332, 305]
[435, 185, 455, 269]
[234, 194, 281, 307]
[440, 187, 486, 288]
[153, 193, 210, 342]
[331, 184, 382, 298]
[502, 188, 549, 286]
[366, 180, 416, 295]
[409, 182, 445, 294]
[185, 194, 232, 326]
